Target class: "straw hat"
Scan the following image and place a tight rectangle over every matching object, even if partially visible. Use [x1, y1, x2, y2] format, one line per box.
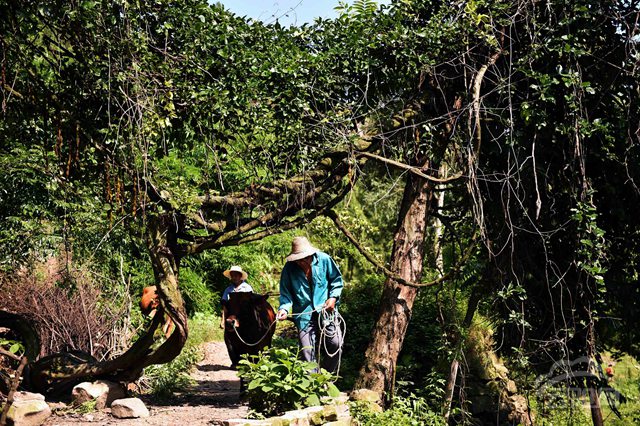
[286, 236, 318, 262]
[223, 265, 248, 281]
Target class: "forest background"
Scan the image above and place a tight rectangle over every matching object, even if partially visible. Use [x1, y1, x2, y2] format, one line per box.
[1, 0, 639, 424]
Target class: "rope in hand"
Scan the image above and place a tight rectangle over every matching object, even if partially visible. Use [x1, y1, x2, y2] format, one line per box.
[230, 308, 321, 347]
[315, 309, 346, 377]
[231, 319, 277, 347]
[231, 307, 346, 378]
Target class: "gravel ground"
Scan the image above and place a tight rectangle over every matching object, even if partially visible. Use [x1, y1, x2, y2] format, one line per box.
[45, 341, 249, 426]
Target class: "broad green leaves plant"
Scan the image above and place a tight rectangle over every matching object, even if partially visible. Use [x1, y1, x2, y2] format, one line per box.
[237, 346, 340, 416]
[0, 338, 24, 356]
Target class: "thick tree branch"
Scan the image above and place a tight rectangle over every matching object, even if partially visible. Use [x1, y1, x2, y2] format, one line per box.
[0, 348, 21, 362]
[2, 84, 23, 99]
[213, 182, 353, 248]
[190, 213, 227, 233]
[471, 51, 502, 155]
[356, 151, 464, 183]
[178, 168, 353, 255]
[196, 170, 332, 209]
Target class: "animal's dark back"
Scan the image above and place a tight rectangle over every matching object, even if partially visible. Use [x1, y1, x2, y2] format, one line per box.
[226, 292, 276, 348]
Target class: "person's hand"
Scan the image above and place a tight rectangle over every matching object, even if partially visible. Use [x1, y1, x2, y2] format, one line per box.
[277, 309, 288, 321]
[324, 297, 337, 313]
[219, 319, 225, 329]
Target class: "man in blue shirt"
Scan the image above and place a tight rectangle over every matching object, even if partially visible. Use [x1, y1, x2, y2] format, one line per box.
[277, 236, 344, 374]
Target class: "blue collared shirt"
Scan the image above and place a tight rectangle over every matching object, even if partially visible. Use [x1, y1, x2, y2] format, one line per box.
[278, 251, 344, 330]
[221, 282, 253, 303]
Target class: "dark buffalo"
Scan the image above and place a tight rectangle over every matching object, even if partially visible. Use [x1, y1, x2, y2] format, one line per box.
[224, 292, 276, 367]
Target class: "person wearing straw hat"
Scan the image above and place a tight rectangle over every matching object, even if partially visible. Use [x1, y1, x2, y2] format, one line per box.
[220, 265, 253, 329]
[277, 236, 344, 374]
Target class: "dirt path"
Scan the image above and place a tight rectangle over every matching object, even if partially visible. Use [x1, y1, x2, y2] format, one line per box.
[46, 341, 248, 425]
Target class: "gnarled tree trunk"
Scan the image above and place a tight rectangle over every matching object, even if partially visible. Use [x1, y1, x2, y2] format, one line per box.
[355, 166, 434, 398]
[26, 214, 188, 396]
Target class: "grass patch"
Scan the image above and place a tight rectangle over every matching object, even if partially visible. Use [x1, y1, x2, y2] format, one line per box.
[141, 312, 222, 399]
[530, 352, 640, 425]
[350, 394, 445, 426]
[601, 353, 640, 425]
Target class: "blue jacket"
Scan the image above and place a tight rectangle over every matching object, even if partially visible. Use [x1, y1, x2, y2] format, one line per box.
[278, 251, 344, 330]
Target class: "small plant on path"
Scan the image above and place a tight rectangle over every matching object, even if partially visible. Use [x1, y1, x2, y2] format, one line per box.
[237, 346, 340, 416]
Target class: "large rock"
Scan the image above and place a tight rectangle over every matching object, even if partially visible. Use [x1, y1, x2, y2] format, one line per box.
[303, 406, 325, 426]
[270, 409, 310, 426]
[349, 389, 380, 403]
[331, 403, 350, 421]
[349, 389, 382, 413]
[5, 391, 51, 426]
[110, 398, 149, 419]
[504, 395, 533, 425]
[223, 420, 271, 426]
[71, 380, 126, 409]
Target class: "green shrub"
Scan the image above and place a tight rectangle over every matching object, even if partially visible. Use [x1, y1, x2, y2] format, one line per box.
[237, 346, 340, 416]
[351, 394, 446, 426]
[0, 337, 24, 356]
[179, 267, 216, 315]
[188, 312, 224, 343]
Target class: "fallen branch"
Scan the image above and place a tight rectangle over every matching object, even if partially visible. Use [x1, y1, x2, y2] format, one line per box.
[0, 348, 20, 362]
[0, 355, 28, 426]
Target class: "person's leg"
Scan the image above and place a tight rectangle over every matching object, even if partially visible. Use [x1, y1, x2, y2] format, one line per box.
[319, 313, 343, 374]
[224, 332, 240, 368]
[298, 321, 318, 368]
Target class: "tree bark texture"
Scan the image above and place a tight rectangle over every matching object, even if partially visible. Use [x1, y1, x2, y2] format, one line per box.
[355, 170, 433, 397]
[588, 382, 604, 426]
[443, 359, 459, 422]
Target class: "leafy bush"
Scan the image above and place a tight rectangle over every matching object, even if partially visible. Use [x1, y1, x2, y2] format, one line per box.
[179, 267, 216, 315]
[237, 346, 340, 416]
[0, 338, 24, 357]
[351, 394, 446, 426]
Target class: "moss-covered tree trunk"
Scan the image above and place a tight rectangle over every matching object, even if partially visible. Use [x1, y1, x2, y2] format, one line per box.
[355, 168, 433, 398]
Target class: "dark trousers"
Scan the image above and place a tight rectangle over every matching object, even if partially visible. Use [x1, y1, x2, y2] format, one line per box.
[298, 312, 343, 374]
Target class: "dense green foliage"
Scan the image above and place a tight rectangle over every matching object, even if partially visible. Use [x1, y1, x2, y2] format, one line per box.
[237, 346, 340, 416]
[351, 394, 446, 426]
[1, 0, 639, 422]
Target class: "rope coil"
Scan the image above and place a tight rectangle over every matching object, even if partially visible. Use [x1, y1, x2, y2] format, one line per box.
[230, 307, 346, 376]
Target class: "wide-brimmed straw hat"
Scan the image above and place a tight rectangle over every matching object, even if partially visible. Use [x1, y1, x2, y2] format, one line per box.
[286, 236, 318, 262]
[223, 265, 248, 281]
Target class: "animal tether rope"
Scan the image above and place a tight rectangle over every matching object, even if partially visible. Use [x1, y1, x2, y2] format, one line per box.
[230, 308, 347, 376]
[230, 318, 276, 347]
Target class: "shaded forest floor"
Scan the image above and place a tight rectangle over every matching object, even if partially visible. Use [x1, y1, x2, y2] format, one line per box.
[45, 341, 248, 425]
